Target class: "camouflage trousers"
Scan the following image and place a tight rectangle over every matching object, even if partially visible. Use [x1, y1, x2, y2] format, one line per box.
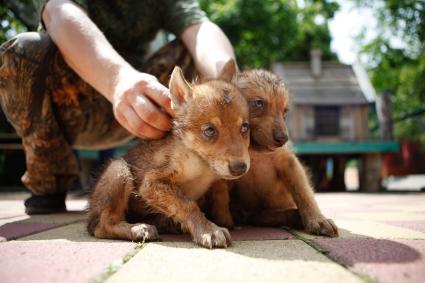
[0, 32, 195, 196]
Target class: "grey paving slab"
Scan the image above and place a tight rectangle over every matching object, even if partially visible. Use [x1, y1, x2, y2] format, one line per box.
[160, 226, 294, 242]
[106, 240, 363, 283]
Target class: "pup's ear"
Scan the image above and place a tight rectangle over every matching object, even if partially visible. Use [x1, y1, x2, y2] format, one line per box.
[218, 59, 238, 82]
[169, 66, 192, 108]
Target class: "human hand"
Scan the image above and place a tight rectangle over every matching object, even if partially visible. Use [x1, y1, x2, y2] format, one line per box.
[112, 69, 174, 139]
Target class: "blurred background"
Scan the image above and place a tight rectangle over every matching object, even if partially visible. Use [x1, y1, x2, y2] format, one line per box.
[0, 0, 424, 192]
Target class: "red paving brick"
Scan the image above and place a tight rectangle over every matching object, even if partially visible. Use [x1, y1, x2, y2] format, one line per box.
[315, 238, 425, 283]
[0, 222, 62, 240]
[0, 241, 135, 283]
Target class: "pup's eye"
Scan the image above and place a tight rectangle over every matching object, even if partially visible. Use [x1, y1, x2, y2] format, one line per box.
[203, 125, 217, 138]
[254, 99, 264, 108]
[240, 122, 250, 134]
[283, 108, 289, 116]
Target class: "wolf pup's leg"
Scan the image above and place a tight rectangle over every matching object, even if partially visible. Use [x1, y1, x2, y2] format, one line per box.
[275, 151, 338, 237]
[140, 177, 231, 249]
[206, 180, 234, 229]
[87, 158, 159, 241]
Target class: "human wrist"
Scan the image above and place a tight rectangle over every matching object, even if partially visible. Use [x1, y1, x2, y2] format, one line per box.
[108, 64, 137, 103]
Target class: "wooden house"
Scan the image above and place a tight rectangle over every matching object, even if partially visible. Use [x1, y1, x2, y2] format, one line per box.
[272, 50, 398, 191]
[272, 49, 374, 143]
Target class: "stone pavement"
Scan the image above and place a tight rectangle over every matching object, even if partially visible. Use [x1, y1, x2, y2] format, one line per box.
[0, 192, 424, 283]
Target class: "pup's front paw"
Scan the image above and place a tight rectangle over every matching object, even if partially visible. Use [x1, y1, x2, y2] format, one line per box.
[193, 223, 232, 249]
[304, 217, 338, 237]
[131, 223, 159, 241]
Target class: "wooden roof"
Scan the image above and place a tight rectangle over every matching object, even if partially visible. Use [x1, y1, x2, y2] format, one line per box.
[272, 62, 372, 105]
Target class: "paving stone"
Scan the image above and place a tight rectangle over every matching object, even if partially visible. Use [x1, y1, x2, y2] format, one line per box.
[384, 221, 425, 233]
[341, 212, 425, 221]
[0, 222, 62, 241]
[161, 226, 294, 242]
[315, 238, 425, 283]
[0, 240, 135, 283]
[0, 200, 26, 214]
[375, 205, 425, 213]
[0, 215, 29, 226]
[19, 212, 87, 225]
[0, 213, 88, 241]
[0, 211, 26, 219]
[106, 240, 362, 283]
[20, 222, 117, 242]
[293, 220, 425, 240]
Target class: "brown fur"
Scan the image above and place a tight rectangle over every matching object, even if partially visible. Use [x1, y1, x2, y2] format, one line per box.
[87, 60, 251, 248]
[208, 69, 338, 237]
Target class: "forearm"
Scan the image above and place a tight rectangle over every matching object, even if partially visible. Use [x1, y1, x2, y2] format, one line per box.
[182, 21, 236, 79]
[43, 0, 132, 101]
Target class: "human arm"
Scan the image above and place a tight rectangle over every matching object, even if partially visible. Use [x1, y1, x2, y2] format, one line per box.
[182, 21, 236, 79]
[42, 0, 172, 139]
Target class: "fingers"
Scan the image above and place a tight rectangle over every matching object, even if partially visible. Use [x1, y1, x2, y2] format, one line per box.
[142, 80, 175, 117]
[115, 103, 165, 140]
[130, 92, 172, 132]
[112, 72, 176, 139]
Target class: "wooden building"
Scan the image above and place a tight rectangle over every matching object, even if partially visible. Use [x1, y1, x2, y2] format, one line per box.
[273, 49, 373, 142]
[272, 50, 398, 191]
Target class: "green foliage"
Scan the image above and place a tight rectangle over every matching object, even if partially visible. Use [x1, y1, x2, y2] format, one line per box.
[199, 0, 339, 68]
[0, 4, 27, 43]
[354, 0, 425, 143]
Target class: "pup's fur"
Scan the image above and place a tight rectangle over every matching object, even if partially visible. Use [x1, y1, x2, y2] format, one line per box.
[87, 61, 251, 248]
[208, 69, 338, 237]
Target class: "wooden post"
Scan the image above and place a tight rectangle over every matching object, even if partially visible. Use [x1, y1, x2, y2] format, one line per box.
[376, 91, 393, 141]
[359, 153, 382, 192]
[329, 156, 347, 191]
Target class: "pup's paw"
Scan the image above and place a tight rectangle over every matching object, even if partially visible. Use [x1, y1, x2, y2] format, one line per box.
[131, 223, 159, 241]
[194, 223, 232, 249]
[304, 217, 338, 237]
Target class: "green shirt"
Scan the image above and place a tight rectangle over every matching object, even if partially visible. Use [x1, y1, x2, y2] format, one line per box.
[36, 0, 207, 68]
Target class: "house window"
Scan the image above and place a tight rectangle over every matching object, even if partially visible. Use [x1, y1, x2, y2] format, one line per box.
[315, 106, 340, 136]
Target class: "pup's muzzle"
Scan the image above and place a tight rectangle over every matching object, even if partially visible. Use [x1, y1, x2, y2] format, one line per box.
[228, 161, 248, 176]
[273, 130, 289, 146]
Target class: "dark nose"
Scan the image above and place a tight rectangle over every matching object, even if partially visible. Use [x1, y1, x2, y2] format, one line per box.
[229, 161, 248, 176]
[273, 130, 288, 145]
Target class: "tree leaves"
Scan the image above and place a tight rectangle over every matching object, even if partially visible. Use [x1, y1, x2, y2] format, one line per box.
[199, 0, 338, 68]
[355, 0, 425, 143]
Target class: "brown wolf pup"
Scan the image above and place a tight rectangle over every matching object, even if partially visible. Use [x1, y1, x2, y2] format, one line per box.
[207, 69, 338, 237]
[87, 60, 251, 248]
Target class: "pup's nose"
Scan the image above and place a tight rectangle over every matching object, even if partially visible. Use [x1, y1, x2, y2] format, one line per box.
[229, 161, 248, 176]
[273, 131, 288, 146]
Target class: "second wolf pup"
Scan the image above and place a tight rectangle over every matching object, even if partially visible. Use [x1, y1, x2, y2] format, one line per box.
[87, 60, 251, 248]
[208, 69, 338, 237]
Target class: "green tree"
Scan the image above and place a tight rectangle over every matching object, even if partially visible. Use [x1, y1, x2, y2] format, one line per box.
[199, 0, 339, 68]
[354, 0, 425, 143]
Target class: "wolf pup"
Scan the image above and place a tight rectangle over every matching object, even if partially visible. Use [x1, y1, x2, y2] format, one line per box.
[87, 60, 251, 248]
[208, 69, 338, 237]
